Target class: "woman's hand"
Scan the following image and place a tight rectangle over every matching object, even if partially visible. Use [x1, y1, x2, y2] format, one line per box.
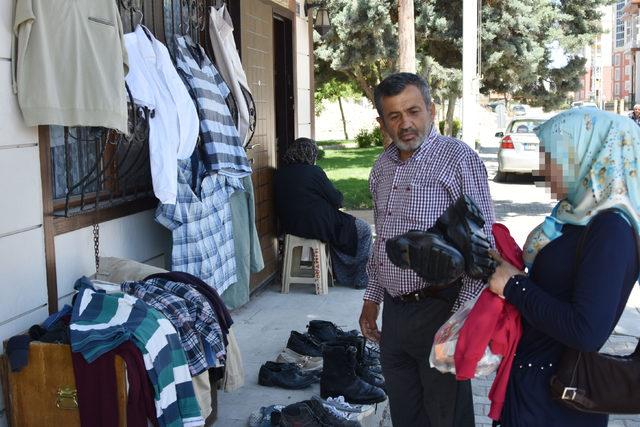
[487, 249, 525, 298]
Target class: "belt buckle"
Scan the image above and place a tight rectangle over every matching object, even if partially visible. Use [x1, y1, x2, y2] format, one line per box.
[561, 387, 577, 400]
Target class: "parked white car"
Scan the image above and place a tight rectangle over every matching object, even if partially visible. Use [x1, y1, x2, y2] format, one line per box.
[495, 117, 548, 182]
[571, 101, 598, 109]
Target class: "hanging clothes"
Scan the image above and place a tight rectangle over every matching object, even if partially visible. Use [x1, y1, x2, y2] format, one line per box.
[124, 25, 200, 205]
[222, 175, 264, 309]
[70, 284, 204, 427]
[155, 156, 243, 295]
[121, 278, 226, 376]
[208, 4, 253, 146]
[12, 0, 128, 132]
[173, 35, 252, 177]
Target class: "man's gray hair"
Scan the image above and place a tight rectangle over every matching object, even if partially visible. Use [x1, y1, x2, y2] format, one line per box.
[374, 73, 432, 117]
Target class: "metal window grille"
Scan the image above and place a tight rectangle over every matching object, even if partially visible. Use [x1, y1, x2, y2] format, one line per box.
[51, 0, 239, 217]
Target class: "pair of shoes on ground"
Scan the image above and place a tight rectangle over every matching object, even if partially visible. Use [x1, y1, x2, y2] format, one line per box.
[258, 361, 319, 390]
[280, 398, 361, 426]
[321, 339, 386, 405]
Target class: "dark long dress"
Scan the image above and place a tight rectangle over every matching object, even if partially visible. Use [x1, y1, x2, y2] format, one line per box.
[274, 164, 358, 256]
[501, 211, 638, 427]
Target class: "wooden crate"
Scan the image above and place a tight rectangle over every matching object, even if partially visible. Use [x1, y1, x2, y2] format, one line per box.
[1, 342, 127, 427]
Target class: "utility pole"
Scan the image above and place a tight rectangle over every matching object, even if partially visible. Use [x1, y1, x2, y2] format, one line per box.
[462, 0, 479, 148]
[398, 0, 416, 73]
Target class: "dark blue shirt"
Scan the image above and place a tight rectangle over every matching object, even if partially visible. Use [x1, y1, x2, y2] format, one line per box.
[502, 211, 638, 426]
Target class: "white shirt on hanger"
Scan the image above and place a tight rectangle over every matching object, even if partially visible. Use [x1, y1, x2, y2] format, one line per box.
[125, 25, 199, 205]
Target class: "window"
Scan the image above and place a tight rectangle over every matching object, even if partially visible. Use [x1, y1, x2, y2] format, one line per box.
[626, 65, 632, 75]
[41, 0, 230, 232]
[615, 82, 621, 95]
[614, 54, 620, 66]
[616, 0, 626, 48]
[616, 68, 621, 80]
[626, 80, 632, 91]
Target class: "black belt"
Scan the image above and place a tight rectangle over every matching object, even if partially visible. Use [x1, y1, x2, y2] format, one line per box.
[390, 282, 460, 303]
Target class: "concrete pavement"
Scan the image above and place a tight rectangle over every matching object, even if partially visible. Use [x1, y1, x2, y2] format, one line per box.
[216, 135, 639, 426]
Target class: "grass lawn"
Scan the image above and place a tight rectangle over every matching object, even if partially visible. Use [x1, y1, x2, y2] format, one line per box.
[317, 146, 383, 210]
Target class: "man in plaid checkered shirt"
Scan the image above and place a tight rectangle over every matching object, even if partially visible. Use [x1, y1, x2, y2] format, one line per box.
[359, 73, 495, 427]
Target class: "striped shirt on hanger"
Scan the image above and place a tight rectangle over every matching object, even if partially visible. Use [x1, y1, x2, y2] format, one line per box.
[174, 35, 252, 177]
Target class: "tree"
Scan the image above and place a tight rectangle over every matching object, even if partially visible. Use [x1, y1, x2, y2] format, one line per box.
[315, 0, 398, 105]
[315, 78, 361, 140]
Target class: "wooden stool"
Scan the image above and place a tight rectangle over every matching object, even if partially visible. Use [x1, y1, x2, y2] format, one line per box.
[281, 234, 333, 294]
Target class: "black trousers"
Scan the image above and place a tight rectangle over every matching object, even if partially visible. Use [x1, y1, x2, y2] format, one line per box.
[380, 288, 475, 427]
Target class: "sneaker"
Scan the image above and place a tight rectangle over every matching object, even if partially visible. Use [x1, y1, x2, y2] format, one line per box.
[305, 399, 361, 426]
[258, 361, 317, 390]
[276, 347, 323, 372]
[248, 404, 285, 427]
[286, 331, 322, 357]
[311, 395, 374, 422]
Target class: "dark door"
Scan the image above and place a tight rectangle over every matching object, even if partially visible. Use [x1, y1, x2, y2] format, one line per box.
[273, 14, 295, 165]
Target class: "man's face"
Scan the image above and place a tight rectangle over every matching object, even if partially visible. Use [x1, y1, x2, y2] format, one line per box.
[633, 105, 640, 117]
[376, 85, 435, 156]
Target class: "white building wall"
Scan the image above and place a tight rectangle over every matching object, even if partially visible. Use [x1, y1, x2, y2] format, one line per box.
[0, 0, 170, 423]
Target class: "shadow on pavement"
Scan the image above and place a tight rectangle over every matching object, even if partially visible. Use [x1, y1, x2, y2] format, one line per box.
[493, 199, 554, 221]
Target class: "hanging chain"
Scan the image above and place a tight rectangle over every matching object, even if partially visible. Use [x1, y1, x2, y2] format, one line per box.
[93, 223, 100, 273]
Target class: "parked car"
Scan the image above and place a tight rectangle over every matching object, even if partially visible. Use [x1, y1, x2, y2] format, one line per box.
[571, 101, 598, 109]
[495, 117, 548, 182]
[511, 104, 527, 116]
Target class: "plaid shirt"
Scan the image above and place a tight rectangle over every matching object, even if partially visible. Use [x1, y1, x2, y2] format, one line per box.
[156, 157, 243, 295]
[121, 278, 225, 376]
[174, 35, 252, 178]
[363, 126, 496, 309]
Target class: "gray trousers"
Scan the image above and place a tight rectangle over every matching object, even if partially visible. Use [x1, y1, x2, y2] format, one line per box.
[380, 287, 475, 427]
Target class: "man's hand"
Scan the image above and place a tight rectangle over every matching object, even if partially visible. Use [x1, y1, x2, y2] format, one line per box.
[359, 300, 381, 342]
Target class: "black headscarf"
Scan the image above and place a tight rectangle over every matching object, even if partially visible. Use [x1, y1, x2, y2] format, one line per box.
[281, 137, 318, 166]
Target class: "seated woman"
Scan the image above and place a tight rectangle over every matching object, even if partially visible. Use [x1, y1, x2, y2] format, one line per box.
[487, 108, 640, 426]
[274, 138, 373, 289]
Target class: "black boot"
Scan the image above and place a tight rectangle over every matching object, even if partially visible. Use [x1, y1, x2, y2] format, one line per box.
[333, 336, 385, 390]
[307, 320, 359, 343]
[286, 331, 323, 357]
[334, 336, 382, 371]
[320, 343, 386, 405]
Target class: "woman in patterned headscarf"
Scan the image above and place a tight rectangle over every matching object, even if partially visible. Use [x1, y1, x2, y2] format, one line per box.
[274, 138, 373, 289]
[486, 109, 640, 426]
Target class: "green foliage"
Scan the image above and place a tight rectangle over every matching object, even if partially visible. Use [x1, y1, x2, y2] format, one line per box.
[438, 119, 461, 137]
[355, 128, 383, 148]
[314, 78, 362, 116]
[316, 0, 610, 112]
[317, 147, 326, 161]
[317, 146, 383, 209]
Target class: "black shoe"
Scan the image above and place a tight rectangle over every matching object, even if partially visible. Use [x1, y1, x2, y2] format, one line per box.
[281, 401, 328, 427]
[287, 331, 323, 357]
[433, 194, 496, 280]
[307, 320, 360, 343]
[320, 343, 386, 405]
[305, 399, 361, 426]
[385, 230, 466, 286]
[258, 361, 317, 390]
[333, 336, 382, 373]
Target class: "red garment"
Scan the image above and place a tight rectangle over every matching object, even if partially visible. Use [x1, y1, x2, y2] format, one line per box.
[454, 224, 524, 420]
[454, 289, 522, 419]
[492, 223, 525, 270]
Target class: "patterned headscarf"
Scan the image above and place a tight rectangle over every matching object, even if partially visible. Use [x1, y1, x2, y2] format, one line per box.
[522, 108, 640, 268]
[281, 137, 318, 166]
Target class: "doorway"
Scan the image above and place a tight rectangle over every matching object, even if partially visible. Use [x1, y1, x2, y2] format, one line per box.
[273, 14, 295, 166]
